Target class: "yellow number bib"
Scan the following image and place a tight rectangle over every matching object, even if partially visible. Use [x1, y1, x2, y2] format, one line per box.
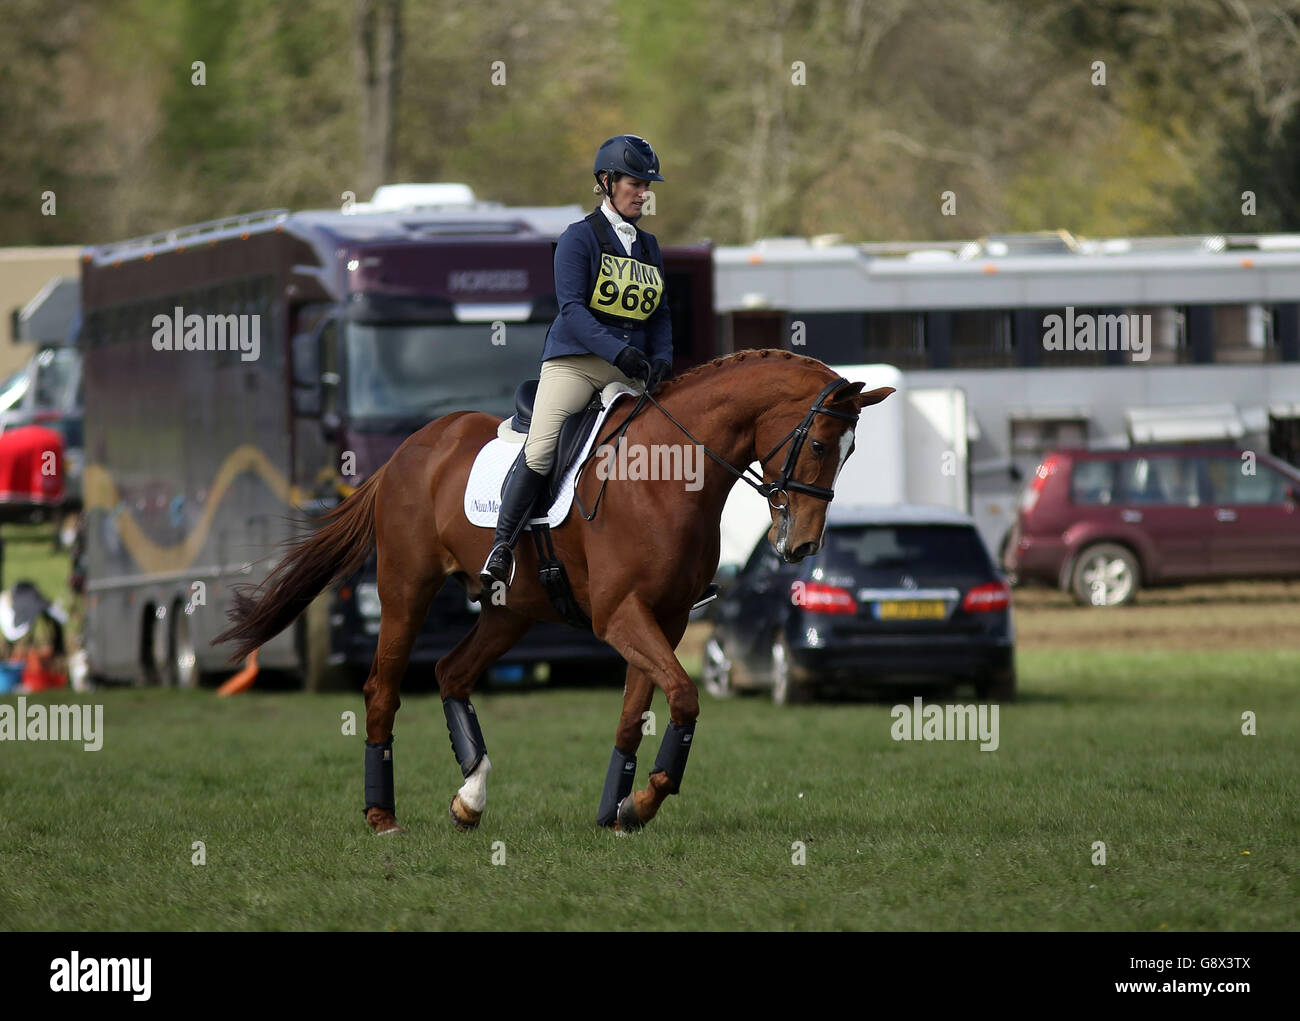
[589, 254, 664, 323]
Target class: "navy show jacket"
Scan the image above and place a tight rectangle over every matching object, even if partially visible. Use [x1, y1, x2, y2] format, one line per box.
[540, 207, 672, 366]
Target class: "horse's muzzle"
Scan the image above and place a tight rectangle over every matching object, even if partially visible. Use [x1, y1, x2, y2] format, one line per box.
[784, 540, 821, 562]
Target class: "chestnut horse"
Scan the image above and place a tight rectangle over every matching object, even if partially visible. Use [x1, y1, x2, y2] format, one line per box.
[214, 350, 892, 834]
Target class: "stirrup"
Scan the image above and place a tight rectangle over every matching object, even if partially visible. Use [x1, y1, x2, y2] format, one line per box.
[480, 543, 518, 591]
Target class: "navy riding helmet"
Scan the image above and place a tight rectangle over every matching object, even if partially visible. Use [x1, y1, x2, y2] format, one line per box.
[593, 134, 665, 195]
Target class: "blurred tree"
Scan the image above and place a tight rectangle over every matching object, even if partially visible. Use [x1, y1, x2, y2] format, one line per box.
[0, 0, 104, 244]
[1178, 0, 1300, 230]
[4, 0, 1299, 247]
[355, 0, 402, 198]
[1043, 0, 1300, 234]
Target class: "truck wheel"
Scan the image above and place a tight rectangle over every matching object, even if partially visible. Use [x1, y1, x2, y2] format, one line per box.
[1070, 543, 1139, 606]
[170, 599, 198, 689]
[138, 604, 167, 686]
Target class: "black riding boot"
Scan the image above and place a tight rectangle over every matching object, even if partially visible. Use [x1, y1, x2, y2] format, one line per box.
[479, 458, 548, 591]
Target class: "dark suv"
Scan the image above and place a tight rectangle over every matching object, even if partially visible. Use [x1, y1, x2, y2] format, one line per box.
[705, 504, 1015, 703]
[1004, 447, 1300, 605]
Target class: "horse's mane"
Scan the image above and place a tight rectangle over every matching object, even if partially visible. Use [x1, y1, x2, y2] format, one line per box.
[659, 348, 837, 396]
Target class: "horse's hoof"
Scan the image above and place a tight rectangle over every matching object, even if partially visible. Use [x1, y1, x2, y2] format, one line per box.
[449, 795, 481, 832]
[366, 808, 406, 835]
[615, 796, 644, 832]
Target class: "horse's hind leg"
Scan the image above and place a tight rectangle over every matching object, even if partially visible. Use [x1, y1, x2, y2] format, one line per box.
[436, 606, 532, 831]
[363, 568, 443, 835]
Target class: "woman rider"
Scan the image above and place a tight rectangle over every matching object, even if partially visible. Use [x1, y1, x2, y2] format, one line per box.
[480, 134, 672, 590]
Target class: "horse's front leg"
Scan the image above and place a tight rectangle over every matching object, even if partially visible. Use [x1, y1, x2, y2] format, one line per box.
[601, 602, 697, 832]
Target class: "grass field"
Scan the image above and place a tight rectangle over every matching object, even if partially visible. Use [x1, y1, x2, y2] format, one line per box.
[2, 638, 1297, 930]
[1, 525, 1297, 930]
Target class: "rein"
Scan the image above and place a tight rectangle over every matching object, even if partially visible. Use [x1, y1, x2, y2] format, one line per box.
[574, 375, 855, 521]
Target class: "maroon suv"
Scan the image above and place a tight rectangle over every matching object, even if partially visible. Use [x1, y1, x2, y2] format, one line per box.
[1004, 447, 1300, 605]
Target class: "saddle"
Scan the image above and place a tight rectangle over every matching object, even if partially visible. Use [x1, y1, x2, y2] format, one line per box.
[492, 378, 721, 628]
[503, 378, 607, 505]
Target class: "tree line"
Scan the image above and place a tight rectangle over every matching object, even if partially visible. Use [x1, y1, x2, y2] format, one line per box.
[3, 0, 1298, 248]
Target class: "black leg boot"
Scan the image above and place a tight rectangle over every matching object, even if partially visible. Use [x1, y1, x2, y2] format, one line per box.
[479, 457, 548, 591]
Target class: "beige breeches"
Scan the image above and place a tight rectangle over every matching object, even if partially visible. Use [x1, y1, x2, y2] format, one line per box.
[523, 353, 640, 473]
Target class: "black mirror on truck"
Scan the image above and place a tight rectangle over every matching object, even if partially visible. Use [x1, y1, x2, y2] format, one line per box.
[291, 331, 320, 389]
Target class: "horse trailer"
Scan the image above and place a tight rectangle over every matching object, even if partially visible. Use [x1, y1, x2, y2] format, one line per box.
[712, 231, 1300, 559]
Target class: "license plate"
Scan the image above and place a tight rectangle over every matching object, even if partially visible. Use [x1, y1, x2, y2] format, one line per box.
[875, 600, 946, 620]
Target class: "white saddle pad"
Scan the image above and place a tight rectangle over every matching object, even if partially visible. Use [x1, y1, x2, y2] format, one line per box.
[464, 382, 638, 529]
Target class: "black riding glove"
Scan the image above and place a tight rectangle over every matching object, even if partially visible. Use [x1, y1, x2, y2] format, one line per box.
[613, 345, 652, 384]
[647, 359, 672, 392]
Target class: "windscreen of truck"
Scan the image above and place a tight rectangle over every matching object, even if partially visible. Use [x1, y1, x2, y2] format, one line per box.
[0, 365, 29, 412]
[33, 348, 81, 410]
[346, 322, 550, 423]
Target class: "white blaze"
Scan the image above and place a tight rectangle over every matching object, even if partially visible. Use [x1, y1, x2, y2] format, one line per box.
[833, 428, 854, 488]
[819, 428, 855, 549]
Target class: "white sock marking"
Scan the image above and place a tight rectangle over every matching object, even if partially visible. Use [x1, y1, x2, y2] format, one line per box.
[457, 754, 492, 813]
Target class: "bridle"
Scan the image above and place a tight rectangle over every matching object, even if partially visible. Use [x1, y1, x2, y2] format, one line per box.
[575, 375, 857, 522]
[746, 377, 858, 507]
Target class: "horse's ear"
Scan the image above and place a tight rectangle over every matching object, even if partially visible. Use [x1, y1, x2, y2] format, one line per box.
[854, 385, 895, 410]
[831, 382, 894, 413]
[830, 380, 865, 406]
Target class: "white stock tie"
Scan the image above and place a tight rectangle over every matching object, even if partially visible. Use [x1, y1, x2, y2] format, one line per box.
[613, 222, 636, 256]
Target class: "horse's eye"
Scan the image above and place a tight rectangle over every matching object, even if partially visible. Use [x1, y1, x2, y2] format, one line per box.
[811, 440, 826, 456]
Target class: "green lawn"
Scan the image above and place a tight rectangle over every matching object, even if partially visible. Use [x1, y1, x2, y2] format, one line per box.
[2, 647, 1296, 931]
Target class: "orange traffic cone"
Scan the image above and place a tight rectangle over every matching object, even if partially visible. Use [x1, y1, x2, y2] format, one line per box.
[217, 650, 259, 696]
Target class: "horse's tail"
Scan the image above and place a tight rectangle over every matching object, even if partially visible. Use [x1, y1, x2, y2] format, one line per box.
[213, 467, 386, 663]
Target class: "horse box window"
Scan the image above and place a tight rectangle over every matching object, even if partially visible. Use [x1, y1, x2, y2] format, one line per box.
[785, 312, 864, 365]
[949, 310, 1013, 368]
[1010, 416, 1088, 456]
[865, 312, 925, 369]
[1214, 303, 1278, 364]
